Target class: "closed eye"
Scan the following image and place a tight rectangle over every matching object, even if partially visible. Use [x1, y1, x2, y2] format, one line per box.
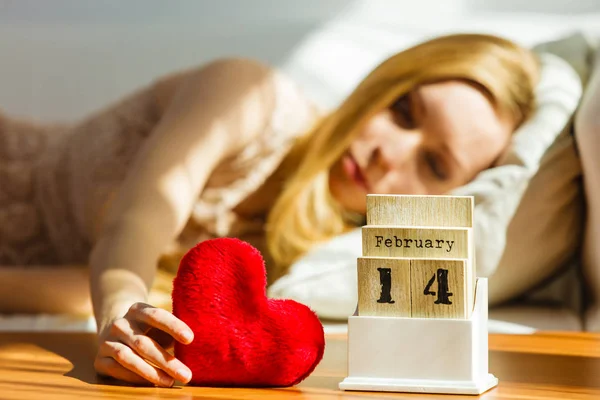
[424, 152, 448, 181]
[390, 93, 417, 130]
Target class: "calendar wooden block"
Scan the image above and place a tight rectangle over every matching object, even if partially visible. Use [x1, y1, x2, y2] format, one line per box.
[340, 278, 497, 395]
[366, 194, 473, 227]
[410, 259, 469, 319]
[357, 257, 411, 317]
[362, 226, 471, 259]
[341, 194, 494, 395]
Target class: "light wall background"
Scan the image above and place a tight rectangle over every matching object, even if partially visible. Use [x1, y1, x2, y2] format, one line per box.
[1, 0, 599, 121]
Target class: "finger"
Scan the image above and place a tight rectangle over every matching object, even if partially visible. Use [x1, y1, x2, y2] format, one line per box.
[99, 341, 175, 387]
[147, 327, 175, 350]
[123, 324, 192, 383]
[127, 303, 194, 344]
[110, 319, 172, 355]
[94, 357, 151, 385]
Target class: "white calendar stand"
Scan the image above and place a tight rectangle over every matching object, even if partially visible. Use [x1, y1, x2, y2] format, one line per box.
[339, 278, 497, 395]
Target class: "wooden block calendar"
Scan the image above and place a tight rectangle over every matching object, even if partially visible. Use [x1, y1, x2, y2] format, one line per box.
[410, 259, 468, 319]
[357, 258, 411, 317]
[361, 226, 471, 257]
[358, 195, 475, 319]
[340, 194, 498, 395]
[366, 194, 473, 227]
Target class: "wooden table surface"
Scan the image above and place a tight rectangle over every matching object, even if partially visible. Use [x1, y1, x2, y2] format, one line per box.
[1, 331, 600, 399]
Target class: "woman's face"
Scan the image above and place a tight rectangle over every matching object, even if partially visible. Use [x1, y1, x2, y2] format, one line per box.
[329, 80, 516, 214]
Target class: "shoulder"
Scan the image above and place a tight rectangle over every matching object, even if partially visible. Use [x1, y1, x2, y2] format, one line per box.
[187, 58, 319, 122]
[154, 58, 318, 125]
[153, 58, 275, 100]
[151, 57, 319, 165]
[152, 58, 273, 113]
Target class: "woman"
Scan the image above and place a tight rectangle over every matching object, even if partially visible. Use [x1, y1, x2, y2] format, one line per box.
[0, 34, 538, 385]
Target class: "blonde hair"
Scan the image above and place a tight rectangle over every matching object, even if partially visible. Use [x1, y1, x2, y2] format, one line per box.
[265, 33, 539, 279]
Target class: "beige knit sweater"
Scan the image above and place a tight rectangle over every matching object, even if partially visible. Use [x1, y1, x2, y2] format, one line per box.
[0, 72, 316, 275]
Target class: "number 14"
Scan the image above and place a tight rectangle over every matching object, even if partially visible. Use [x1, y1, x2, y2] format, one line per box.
[376, 267, 453, 305]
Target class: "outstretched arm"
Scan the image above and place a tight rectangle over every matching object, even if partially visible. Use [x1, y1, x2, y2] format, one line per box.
[90, 58, 277, 386]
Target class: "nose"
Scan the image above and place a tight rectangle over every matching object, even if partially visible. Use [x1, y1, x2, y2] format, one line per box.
[366, 130, 421, 192]
[378, 129, 422, 172]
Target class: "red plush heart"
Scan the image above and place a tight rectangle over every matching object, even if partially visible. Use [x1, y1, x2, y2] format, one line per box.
[172, 238, 325, 387]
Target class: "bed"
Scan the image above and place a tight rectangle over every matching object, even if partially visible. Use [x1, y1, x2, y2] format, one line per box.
[1, 0, 599, 333]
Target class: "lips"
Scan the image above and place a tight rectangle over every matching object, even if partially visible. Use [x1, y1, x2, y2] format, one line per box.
[342, 153, 369, 192]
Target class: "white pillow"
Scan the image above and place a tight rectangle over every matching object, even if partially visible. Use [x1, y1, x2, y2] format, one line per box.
[456, 51, 583, 304]
[576, 42, 600, 330]
[269, 49, 584, 319]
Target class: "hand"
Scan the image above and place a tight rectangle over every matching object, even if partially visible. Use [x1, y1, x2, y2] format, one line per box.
[94, 302, 194, 387]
